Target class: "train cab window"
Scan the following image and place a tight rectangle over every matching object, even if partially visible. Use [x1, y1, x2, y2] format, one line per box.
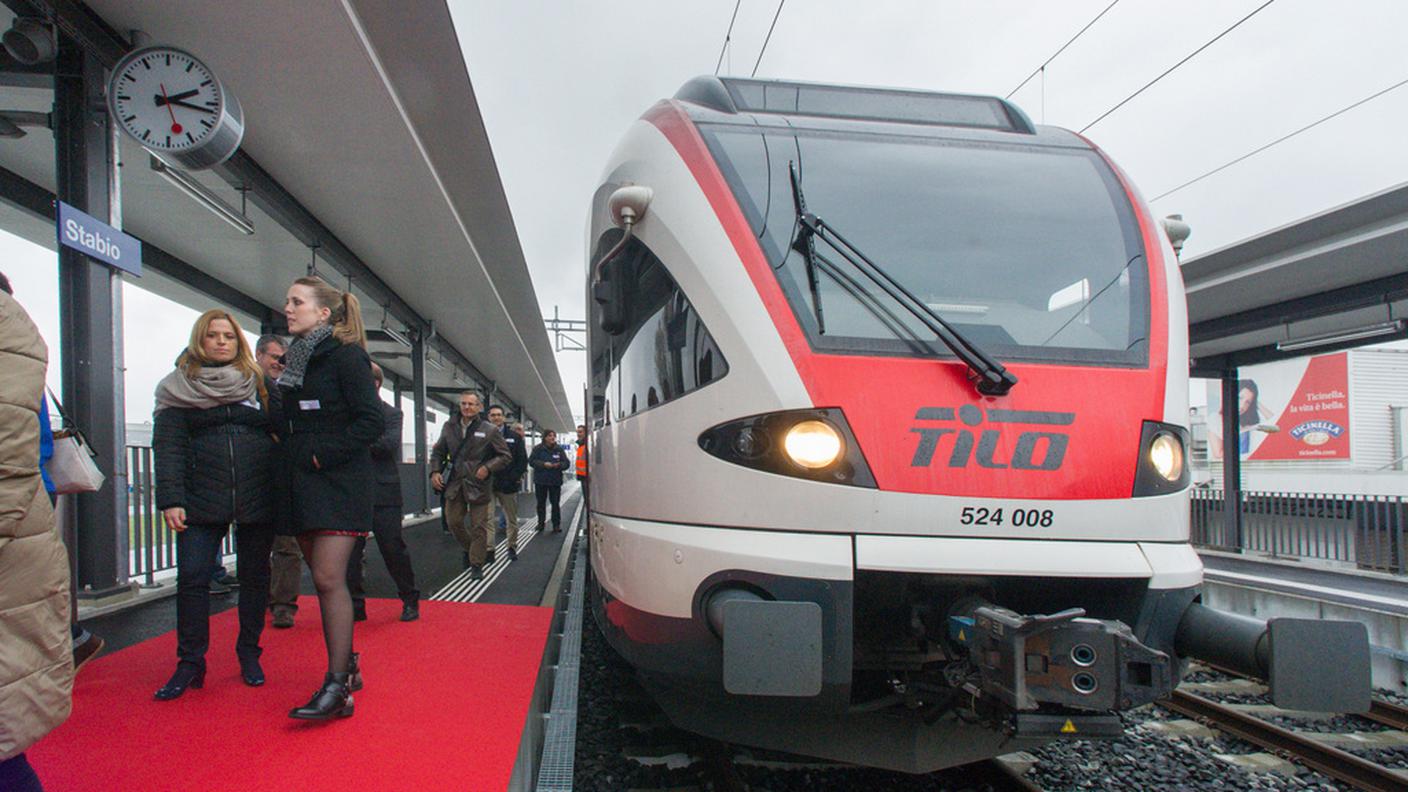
[589, 232, 729, 421]
[699, 124, 1150, 367]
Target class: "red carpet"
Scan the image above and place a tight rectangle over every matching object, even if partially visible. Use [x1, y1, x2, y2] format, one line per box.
[30, 597, 552, 792]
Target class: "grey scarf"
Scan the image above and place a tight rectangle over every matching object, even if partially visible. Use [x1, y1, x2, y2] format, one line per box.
[154, 364, 259, 411]
[277, 324, 333, 390]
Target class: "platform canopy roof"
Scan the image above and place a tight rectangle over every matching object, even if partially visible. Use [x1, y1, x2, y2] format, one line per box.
[0, 0, 573, 428]
[1182, 181, 1408, 376]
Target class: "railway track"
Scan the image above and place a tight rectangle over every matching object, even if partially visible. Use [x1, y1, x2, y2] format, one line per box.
[1160, 687, 1408, 791]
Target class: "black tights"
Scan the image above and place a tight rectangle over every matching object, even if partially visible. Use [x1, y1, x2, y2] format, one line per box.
[298, 534, 358, 675]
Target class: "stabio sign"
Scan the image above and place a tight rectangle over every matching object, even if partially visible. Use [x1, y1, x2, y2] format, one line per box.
[57, 201, 142, 277]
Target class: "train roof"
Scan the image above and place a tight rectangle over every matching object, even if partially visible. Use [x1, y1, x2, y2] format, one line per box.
[672, 76, 1086, 148]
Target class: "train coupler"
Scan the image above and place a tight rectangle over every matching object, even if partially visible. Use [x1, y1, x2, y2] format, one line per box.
[949, 601, 1173, 713]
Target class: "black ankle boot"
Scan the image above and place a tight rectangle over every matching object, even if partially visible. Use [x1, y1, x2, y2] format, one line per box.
[348, 652, 363, 692]
[238, 655, 265, 687]
[289, 673, 354, 720]
[154, 664, 204, 700]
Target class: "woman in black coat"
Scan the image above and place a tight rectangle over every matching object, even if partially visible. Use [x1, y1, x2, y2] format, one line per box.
[152, 309, 277, 700]
[276, 276, 383, 720]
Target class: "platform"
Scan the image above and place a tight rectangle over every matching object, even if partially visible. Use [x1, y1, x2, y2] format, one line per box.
[41, 486, 582, 792]
[31, 596, 552, 792]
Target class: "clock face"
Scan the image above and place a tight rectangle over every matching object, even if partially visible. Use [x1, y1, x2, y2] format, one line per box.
[110, 48, 225, 153]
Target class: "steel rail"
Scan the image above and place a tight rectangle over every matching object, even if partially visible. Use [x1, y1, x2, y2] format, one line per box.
[1367, 698, 1408, 732]
[1161, 690, 1408, 792]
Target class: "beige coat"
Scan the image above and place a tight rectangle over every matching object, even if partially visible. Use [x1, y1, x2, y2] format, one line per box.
[0, 290, 72, 760]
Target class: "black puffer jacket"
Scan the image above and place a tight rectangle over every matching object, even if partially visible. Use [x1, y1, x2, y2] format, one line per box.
[153, 395, 279, 526]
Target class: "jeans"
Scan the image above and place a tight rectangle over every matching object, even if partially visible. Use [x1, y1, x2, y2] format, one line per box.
[348, 505, 419, 606]
[176, 522, 273, 669]
[0, 754, 42, 792]
[535, 485, 561, 529]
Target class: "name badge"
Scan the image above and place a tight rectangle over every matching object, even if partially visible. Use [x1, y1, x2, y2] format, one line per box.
[299, 400, 321, 410]
[473, 431, 486, 438]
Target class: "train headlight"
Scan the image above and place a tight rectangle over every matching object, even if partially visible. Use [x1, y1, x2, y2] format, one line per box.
[698, 409, 875, 487]
[1149, 432, 1183, 481]
[784, 420, 843, 469]
[1133, 422, 1190, 496]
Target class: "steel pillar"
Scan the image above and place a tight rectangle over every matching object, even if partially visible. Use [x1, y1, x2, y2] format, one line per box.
[1220, 370, 1243, 552]
[54, 33, 130, 597]
[411, 332, 430, 511]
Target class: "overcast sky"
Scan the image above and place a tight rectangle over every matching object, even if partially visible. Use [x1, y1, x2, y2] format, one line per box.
[450, 0, 1408, 412]
[8, 0, 1408, 427]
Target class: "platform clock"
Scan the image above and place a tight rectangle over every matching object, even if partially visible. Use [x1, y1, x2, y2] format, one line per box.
[106, 45, 244, 170]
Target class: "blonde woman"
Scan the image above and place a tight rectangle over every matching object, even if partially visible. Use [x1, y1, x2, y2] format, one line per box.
[152, 310, 278, 699]
[276, 277, 383, 720]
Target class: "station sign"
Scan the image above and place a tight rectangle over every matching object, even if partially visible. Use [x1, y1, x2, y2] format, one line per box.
[57, 201, 142, 277]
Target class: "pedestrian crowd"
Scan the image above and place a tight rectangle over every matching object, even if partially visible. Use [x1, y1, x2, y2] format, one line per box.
[0, 271, 577, 791]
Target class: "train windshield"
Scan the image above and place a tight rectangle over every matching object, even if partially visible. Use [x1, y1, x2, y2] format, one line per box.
[699, 125, 1150, 366]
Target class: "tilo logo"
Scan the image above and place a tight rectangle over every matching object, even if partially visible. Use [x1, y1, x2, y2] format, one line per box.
[910, 406, 1073, 470]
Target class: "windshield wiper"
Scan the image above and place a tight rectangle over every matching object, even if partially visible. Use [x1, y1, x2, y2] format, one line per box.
[788, 161, 826, 335]
[787, 166, 1018, 396]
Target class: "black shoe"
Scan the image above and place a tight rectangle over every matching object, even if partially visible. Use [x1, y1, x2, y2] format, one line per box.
[288, 673, 354, 720]
[353, 602, 367, 622]
[213, 572, 240, 588]
[154, 664, 205, 700]
[239, 655, 265, 687]
[400, 601, 419, 622]
[208, 578, 232, 595]
[272, 608, 295, 629]
[552, 524, 562, 533]
[73, 633, 105, 674]
[348, 652, 363, 692]
[470, 564, 483, 581]
[508, 547, 518, 562]
[486, 549, 497, 564]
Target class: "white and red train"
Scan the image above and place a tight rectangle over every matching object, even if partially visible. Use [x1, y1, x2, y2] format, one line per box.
[583, 76, 1368, 772]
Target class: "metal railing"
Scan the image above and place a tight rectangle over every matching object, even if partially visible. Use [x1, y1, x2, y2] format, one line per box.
[1191, 488, 1407, 575]
[127, 445, 234, 586]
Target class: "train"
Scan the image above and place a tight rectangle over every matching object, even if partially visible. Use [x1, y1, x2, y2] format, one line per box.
[583, 76, 1369, 773]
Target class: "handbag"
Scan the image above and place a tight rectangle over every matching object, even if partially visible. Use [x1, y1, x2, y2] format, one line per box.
[45, 387, 105, 494]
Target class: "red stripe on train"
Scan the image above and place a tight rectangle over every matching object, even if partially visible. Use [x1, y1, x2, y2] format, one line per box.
[645, 101, 1167, 500]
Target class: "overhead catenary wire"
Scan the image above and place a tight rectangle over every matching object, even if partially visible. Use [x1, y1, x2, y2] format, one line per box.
[1080, 0, 1278, 133]
[714, 0, 743, 76]
[1149, 76, 1408, 203]
[751, 0, 787, 79]
[1006, 0, 1122, 99]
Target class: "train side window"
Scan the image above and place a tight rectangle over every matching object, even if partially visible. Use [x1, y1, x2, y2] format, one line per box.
[591, 233, 729, 420]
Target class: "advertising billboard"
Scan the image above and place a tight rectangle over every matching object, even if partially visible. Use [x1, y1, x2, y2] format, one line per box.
[1207, 352, 1350, 461]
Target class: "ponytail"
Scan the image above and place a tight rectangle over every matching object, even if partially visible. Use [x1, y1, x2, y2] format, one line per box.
[293, 276, 367, 349]
[335, 291, 367, 349]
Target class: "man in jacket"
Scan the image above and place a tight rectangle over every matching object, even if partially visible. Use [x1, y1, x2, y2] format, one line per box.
[255, 334, 303, 629]
[487, 405, 528, 562]
[348, 364, 420, 620]
[431, 391, 511, 581]
[530, 430, 571, 532]
[0, 278, 73, 790]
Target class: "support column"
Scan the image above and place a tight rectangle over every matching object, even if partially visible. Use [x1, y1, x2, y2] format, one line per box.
[54, 34, 131, 597]
[411, 331, 430, 512]
[1221, 370, 1243, 552]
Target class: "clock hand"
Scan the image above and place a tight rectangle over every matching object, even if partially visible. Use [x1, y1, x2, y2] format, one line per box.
[158, 83, 183, 134]
[154, 88, 200, 106]
[167, 98, 216, 114]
